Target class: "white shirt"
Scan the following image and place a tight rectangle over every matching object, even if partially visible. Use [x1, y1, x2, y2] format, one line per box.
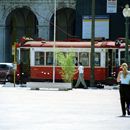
[120, 72, 130, 85]
[78, 65, 84, 74]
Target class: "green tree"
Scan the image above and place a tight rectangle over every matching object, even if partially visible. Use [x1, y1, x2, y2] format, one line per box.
[56, 51, 76, 82]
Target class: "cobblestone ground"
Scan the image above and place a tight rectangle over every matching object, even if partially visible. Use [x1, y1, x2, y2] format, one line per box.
[0, 83, 130, 130]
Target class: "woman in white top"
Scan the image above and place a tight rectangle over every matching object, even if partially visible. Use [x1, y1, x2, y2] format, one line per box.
[117, 63, 130, 116]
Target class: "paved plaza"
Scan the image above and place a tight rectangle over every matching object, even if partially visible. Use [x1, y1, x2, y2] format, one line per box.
[0, 83, 130, 130]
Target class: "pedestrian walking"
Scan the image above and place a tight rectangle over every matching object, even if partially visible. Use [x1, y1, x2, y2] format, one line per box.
[74, 62, 88, 89]
[117, 63, 130, 117]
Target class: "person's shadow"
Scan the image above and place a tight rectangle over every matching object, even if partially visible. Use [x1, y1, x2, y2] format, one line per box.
[117, 115, 130, 118]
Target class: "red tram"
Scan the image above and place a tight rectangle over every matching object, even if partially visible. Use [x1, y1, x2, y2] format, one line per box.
[15, 39, 130, 86]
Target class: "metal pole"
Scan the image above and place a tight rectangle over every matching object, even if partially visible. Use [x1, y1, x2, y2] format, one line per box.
[125, 17, 129, 65]
[53, 0, 56, 83]
[3, 26, 5, 62]
[13, 43, 16, 87]
[90, 0, 95, 87]
[123, 4, 130, 66]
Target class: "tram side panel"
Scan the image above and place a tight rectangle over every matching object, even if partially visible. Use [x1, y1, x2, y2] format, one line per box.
[26, 47, 109, 84]
[16, 41, 119, 86]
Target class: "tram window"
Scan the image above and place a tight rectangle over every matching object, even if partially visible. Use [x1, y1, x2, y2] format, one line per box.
[106, 52, 108, 67]
[120, 51, 125, 64]
[95, 53, 100, 66]
[56, 52, 76, 66]
[21, 49, 30, 65]
[56, 52, 67, 66]
[35, 52, 44, 65]
[113, 51, 116, 66]
[46, 52, 53, 65]
[16, 50, 20, 64]
[74, 53, 78, 66]
[79, 52, 89, 66]
[129, 51, 130, 64]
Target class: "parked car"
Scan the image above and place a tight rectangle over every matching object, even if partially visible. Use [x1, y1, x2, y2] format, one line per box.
[0, 63, 14, 83]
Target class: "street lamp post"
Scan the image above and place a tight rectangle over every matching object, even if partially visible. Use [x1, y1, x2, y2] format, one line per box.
[123, 4, 130, 65]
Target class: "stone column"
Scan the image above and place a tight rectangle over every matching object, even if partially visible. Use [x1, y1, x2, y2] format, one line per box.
[37, 24, 49, 40]
[0, 25, 5, 62]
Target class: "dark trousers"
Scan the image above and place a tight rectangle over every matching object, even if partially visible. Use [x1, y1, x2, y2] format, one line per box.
[119, 84, 130, 115]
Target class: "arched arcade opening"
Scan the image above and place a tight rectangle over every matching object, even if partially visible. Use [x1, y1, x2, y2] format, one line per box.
[5, 7, 38, 62]
[50, 8, 76, 41]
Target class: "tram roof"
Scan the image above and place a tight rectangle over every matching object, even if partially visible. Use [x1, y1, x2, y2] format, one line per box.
[17, 40, 127, 48]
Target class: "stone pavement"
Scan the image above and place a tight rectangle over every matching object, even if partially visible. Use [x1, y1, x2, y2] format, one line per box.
[0, 83, 130, 130]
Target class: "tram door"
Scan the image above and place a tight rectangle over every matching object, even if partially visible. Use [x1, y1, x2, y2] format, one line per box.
[107, 49, 115, 77]
[20, 48, 30, 80]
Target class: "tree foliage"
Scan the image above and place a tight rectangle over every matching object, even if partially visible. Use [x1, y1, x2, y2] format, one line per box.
[56, 51, 76, 82]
